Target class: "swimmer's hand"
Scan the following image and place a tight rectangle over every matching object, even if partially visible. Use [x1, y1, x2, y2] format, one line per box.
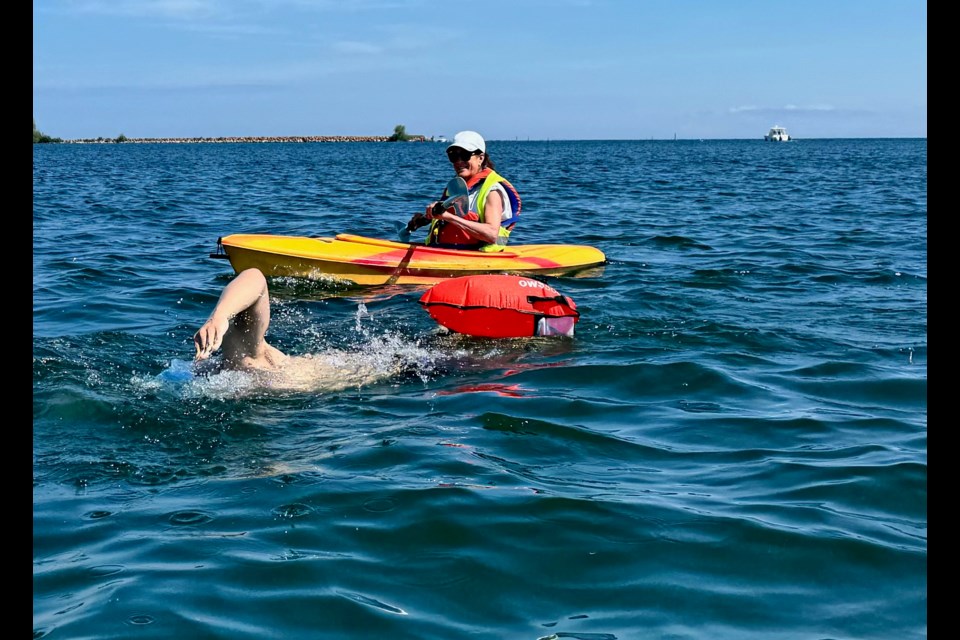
[194, 315, 229, 361]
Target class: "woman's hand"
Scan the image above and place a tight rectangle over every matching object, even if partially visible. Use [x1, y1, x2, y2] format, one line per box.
[425, 201, 444, 220]
[407, 211, 429, 231]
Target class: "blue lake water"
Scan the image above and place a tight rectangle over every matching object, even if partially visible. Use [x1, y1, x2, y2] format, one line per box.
[33, 138, 927, 639]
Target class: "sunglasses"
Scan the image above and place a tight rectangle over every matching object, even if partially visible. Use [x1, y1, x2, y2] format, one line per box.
[447, 148, 481, 162]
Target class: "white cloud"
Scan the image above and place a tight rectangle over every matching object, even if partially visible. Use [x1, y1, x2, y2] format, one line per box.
[783, 104, 835, 112]
[729, 104, 837, 115]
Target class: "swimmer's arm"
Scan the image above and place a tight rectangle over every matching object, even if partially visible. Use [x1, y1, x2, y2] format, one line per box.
[194, 268, 269, 360]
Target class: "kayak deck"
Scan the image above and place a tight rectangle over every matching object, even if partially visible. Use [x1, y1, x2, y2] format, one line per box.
[213, 233, 606, 286]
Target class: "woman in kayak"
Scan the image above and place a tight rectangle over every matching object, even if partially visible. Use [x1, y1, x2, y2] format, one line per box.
[407, 131, 521, 252]
[192, 268, 406, 390]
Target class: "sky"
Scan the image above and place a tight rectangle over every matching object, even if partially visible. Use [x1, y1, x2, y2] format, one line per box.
[32, 0, 927, 141]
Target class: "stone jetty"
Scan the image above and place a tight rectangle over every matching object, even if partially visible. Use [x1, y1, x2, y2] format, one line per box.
[65, 135, 428, 144]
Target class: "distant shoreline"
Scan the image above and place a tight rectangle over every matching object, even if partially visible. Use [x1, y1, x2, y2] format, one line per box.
[63, 135, 429, 144]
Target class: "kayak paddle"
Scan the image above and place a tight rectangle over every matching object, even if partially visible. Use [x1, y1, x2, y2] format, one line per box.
[398, 177, 469, 242]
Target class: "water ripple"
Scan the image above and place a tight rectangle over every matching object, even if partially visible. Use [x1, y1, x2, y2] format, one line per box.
[33, 139, 926, 640]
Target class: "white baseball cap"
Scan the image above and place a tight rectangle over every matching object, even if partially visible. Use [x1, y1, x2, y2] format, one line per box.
[447, 130, 485, 153]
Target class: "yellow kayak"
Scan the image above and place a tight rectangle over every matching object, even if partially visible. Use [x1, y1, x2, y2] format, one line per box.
[212, 233, 607, 286]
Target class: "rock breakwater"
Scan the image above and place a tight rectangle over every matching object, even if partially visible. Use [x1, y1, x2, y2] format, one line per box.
[65, 135, 428, 144]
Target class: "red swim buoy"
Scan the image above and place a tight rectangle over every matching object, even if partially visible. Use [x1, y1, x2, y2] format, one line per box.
[419, 274, 580, 338]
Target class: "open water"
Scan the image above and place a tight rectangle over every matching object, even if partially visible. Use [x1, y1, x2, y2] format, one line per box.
[33, 138, 927, 639]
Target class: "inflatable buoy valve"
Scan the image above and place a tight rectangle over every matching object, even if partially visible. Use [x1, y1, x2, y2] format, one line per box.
[536, 316, 576, 337]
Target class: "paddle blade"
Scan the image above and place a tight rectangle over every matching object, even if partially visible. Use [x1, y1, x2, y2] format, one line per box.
[394, 220, 412, 243]
[434, 193, 469, 218]
[445, 176, 468, 199]
[431, 176, 469, 217]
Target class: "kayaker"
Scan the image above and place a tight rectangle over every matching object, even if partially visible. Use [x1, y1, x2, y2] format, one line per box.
[407, 131, 521, 252]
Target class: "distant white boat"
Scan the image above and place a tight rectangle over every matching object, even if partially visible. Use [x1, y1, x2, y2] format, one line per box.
[764, 125, 791, 142]
[435, 136, 448, 143]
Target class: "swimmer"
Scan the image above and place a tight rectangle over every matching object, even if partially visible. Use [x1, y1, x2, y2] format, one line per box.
[191, 268, 413, 392]
[193, 267, 288, 374]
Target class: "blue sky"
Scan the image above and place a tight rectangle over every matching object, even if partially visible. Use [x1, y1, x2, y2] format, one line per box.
[33, 0, 926, 140]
